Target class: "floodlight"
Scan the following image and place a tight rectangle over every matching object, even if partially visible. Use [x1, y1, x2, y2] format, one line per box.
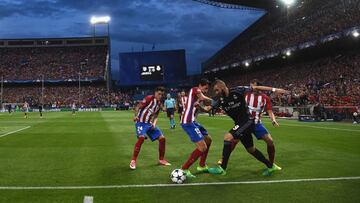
[90, 16, 111, 24]
[281, 0, 295, 6]
[352, 30, 359, 38]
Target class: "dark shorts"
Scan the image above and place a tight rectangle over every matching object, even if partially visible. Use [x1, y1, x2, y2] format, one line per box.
[178, 107, 183, 114]
[166, 108, 175, 117]
[229, 120, 255, 149]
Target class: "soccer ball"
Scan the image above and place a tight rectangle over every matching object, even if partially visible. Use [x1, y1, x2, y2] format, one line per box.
[354, 112, 358, 117]
[170, 169, 186, 184]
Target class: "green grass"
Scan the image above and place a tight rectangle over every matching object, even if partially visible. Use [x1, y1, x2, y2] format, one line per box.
[0, 111, 359, 203]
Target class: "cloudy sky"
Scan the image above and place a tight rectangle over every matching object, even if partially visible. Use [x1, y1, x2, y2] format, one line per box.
[0, 0, 264, 79]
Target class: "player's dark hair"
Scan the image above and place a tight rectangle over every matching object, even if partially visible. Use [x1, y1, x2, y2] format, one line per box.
[155, 86, 166, 92]
[250, 79, 263, 86]
[199, 78, 211, 86]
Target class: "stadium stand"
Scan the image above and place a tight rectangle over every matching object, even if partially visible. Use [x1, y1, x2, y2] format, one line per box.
[222, 53, 360, 107]
[0, 37, 132, 108]
[204, 0, 360, 69]
[0, 46, 107, 80]
[203, 0, 360, 111]
[198, 0, 360, 121]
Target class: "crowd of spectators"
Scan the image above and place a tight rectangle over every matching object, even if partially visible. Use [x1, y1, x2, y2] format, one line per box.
[207, 0, 360, 69]
[1, 86, 132, 108]
[0, 46, 107, 80]
[0, 44, 114, 108]
[3, 49, 358, 108]
[223, 53, 360, 107]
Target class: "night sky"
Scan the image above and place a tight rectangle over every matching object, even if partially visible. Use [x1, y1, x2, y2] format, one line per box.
[0, 0, 264, 79]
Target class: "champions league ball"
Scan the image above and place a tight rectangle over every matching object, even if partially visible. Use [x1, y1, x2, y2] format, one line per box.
[354, 112, 358, 117]
[170, 169, 186, 184]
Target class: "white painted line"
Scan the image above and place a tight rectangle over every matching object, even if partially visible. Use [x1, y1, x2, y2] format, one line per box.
[209, 116, 360, 132]
[0, 176, 359, 190]
[0, 126, 31, 138]
[269, 123, 360, 132]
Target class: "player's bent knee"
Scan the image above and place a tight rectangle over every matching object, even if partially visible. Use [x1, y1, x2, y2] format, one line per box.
[224, 133, 233, 141]
[266, 134, 273, 141]
[200, 145, 207, 152]
[267, 140, 274, 147]
[263, 134, 274, 145]
[196, 141, 208, 152]
[204, 135, 212, 144]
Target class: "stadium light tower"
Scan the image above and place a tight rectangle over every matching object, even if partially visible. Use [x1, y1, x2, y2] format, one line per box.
[90, 16, 111, 37]
[90, 15, 111, 105]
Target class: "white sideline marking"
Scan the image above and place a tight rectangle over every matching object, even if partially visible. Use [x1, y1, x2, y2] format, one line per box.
[0, 126, 31, 138]
[211, 116, 360, 132]
[270, 123, 360, 132]
[0, 176, 359, 190]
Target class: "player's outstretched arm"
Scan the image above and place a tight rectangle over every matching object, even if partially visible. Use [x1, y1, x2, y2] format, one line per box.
[196, 103, 212, 113]
[133, 103, 142, 121]
[252, 86, 290, 94]
[197, 92, 213, 102]
[152, 112, 159, 128]
[268, 109, 279, 127]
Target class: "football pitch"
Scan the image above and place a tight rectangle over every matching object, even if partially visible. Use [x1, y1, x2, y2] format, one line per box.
[0, 111, 359, 203]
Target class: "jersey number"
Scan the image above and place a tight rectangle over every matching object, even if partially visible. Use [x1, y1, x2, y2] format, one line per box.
[195, 128, 202, 137]
[137, 126, 143, 134]
[232, 125, 240, 130]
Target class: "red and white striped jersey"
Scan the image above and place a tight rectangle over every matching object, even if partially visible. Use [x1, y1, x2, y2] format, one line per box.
[181, 87, 201, 124]
[137, 95, 162, 123]
[180, 96, 188, 108]
[245, 92, 272, 124]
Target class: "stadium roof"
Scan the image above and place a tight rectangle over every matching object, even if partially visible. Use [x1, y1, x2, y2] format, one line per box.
[0, 36, 109, 48]
[207, 0, 276, 10]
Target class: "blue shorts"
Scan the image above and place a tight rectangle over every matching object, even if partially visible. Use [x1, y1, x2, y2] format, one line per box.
[181, 121, 208, 143]
[254, 123, 269, 140]
[135, 122, 163, 141]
